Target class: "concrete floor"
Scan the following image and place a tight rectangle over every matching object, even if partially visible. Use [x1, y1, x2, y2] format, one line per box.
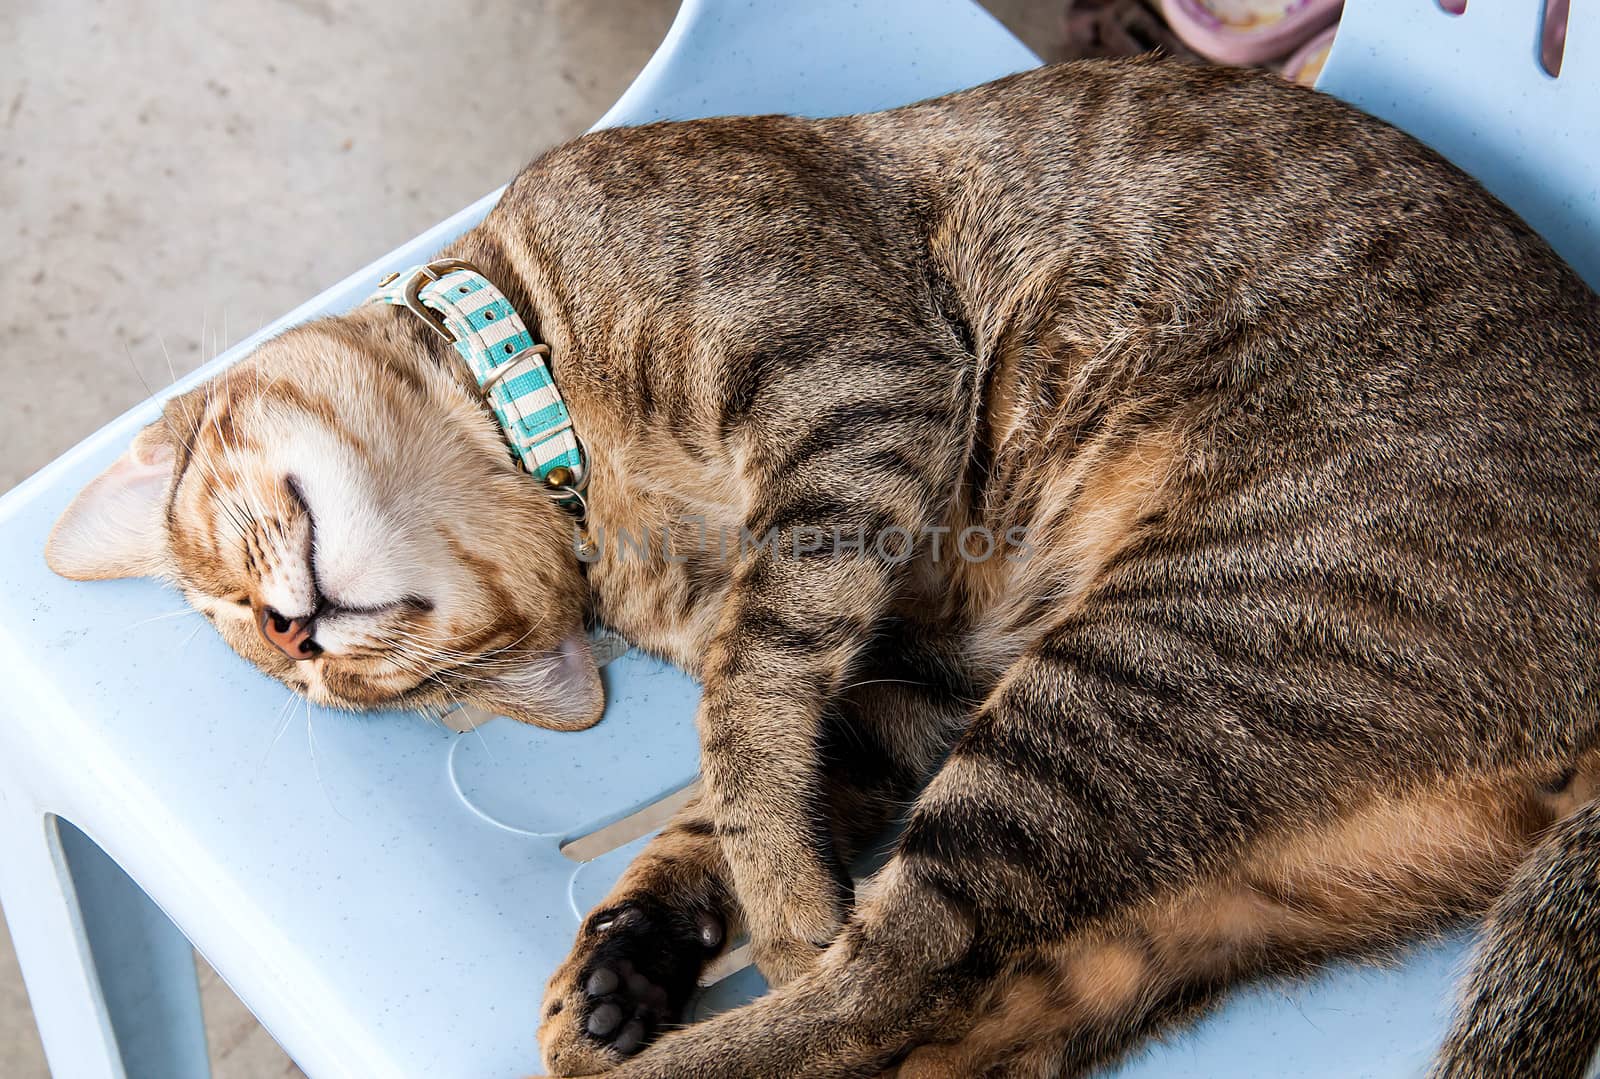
[0, 1, 1054, 1074]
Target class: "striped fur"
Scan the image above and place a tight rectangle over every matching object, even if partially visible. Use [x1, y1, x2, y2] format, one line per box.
[47, 60, 1600, 1077]
[1433, 791, 1600, 1079]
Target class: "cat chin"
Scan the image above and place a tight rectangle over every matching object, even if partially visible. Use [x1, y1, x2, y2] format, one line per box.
[287, 646, 602, 733]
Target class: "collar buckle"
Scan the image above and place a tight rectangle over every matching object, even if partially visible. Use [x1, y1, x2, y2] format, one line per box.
[400, 258, 478, 344]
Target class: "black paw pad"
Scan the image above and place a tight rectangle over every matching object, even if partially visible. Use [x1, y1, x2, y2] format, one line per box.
[578, 898, 724, 1057]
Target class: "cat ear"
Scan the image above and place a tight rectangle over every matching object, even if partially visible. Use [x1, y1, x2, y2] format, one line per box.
[474, 630, 605, 731]
[45, 421, 176, 581]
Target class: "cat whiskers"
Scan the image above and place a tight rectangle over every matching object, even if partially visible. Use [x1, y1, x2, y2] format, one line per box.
[413, 703, 451, 731]
[124, 607, 203, 631]
[378, 606, 553, 665]
[837, 676, 930, 693]
[155, 326, 257, 541]
[122, 340, 159, 402]
[303, 691, 349, 822]
[162, 379, 257, 546]
[394, 619, 554, 673]
[155, 328, 246, 539]
[122, 339, 263, 564]
[378, 640, 543, 693]
[261, 687, 301, 767]
[131, 339, 253, 549]
[369, 618, 559, 699]
[205, 381, 272, 535]
[156, 332, 179, 388]
[292, 606, 559, 710]
[180, 617, 209, 651]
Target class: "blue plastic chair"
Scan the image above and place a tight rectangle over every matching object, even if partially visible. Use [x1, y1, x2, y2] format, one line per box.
[1318, 0, 1598, 290]
[0, 2, 1595, 1077]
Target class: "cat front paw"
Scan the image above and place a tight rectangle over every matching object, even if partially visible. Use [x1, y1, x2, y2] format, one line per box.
[539, 898, 724, 1076]
[744, 876, 843, 986]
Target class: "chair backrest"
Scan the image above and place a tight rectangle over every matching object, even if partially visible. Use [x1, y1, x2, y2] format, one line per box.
[595, 0, 1038, 128]
[1318, 0, 1599, 288]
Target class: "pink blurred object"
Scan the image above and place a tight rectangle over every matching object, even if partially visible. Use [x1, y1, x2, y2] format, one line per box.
[1282, 23, 1336, 85]
[1061, 0, 1201, 60]
[1541, 0, 1569, 76]
[1159, 0, 1342, 65]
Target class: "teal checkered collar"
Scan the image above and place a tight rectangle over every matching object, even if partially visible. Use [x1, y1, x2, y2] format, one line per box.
[369, 258, 587, 507]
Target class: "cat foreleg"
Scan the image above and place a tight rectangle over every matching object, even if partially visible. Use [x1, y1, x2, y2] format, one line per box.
[539, 634, 971, 1075]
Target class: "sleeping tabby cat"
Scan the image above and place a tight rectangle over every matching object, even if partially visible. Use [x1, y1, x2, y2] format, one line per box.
[46, 60, 1600, 1078]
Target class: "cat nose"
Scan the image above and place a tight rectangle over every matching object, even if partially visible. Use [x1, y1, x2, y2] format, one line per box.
[258, 607, 323, 660]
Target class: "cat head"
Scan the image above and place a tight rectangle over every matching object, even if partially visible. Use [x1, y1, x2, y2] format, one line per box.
[45, 309, 604, 731]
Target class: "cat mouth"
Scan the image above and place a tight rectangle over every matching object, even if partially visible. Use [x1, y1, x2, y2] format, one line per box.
[252, 594, 433, 661]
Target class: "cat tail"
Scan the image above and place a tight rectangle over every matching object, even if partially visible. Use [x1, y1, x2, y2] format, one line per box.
[1431, 795, 1600, 1079]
